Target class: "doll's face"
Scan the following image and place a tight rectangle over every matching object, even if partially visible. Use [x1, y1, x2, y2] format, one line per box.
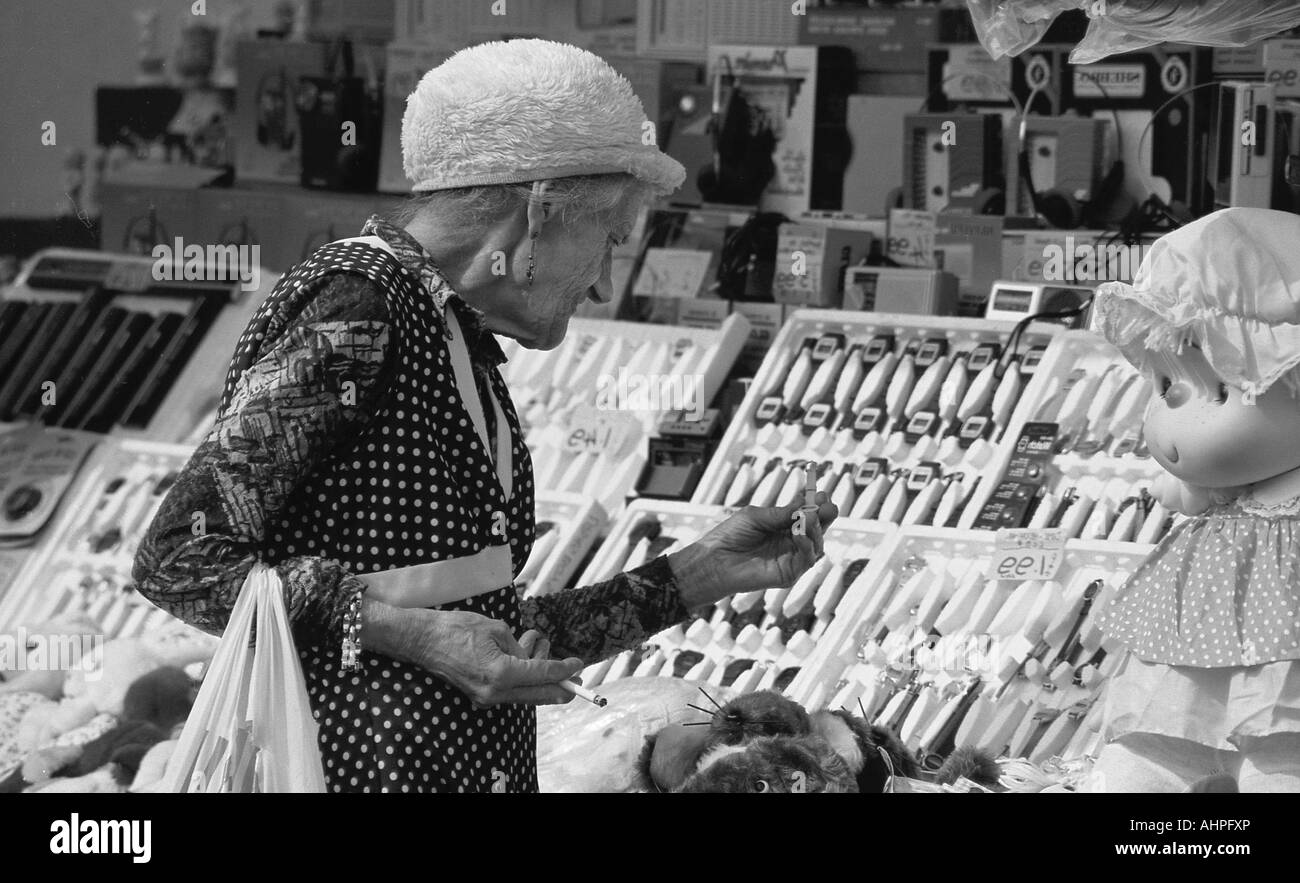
[1142, 344, 1300, 488]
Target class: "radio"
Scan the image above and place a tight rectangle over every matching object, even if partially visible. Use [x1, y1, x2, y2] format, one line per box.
[1053, 44, 1215, 215]
[1007, 116, 1108, 224]
[983, 280, 1093, 328]
[843, 266, 960, 316]
[1210, 81, 1276, 210]
[903, 113, 1005, 214]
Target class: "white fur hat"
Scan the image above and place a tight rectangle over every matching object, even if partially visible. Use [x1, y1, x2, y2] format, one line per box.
[401, 39, 686, 195]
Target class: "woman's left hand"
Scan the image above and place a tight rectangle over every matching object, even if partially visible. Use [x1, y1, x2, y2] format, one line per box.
[667, 493, 838, 607]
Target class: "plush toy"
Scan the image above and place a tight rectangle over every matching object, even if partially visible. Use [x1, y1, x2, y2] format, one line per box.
[15, 622, 215, 753]
[1090, 207, 1300, 793]
[638, 690, 917, 793]
[6, 666, 198, 793]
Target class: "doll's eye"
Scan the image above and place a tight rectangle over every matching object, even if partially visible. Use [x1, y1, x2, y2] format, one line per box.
[753, 779, 770, 793]
[1216, 382, 1229, 404]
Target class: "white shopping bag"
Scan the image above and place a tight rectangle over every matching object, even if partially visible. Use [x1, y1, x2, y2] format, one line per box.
[161, 564, 327, 793]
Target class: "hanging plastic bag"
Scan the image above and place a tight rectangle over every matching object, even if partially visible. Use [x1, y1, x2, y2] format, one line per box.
[160, 564, 326, 793]
[966, 0, 1300, 64]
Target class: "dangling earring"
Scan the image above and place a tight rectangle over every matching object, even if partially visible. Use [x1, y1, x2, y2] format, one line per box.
[526, 233, 537, 287]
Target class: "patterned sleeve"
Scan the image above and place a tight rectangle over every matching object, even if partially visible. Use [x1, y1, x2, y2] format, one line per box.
[519, 555, 695, 662]
[131, 274, 394, 645]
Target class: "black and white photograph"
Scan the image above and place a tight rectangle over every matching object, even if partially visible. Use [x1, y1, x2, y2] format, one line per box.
[1, 0, 1298, 861]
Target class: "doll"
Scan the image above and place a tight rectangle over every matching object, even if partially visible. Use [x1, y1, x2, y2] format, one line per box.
[1090, 207, 1300, 793]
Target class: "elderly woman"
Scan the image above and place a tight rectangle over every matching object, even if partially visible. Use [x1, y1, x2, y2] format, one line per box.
[132, 40, 836, 793]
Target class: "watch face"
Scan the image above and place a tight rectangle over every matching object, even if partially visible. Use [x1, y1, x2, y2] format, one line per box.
[803, 403, 832, 426]
[906, 412, 937, 438]
[968, 343, 999, 371]
[959, 415, 991, 443]
[854, 407, 885, 435]
[854, 461, 883, 485]
[755, 396, 784, 422]
[812, 335, 840, 360]
[916, 339, 947, 367]
[863, 336, 893, 363]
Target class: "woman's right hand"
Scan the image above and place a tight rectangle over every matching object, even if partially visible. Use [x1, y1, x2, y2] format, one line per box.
[375, 604, 584, 707]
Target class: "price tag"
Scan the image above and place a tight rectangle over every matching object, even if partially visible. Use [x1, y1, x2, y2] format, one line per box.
[941, 45, 1012, 102]
[887, 209, 936, 269]
[563, 406, 638, 457]
[1265, 39, 1300, 98]
[988, 528, 1065, 581]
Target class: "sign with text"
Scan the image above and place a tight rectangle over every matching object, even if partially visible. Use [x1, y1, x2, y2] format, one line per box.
[887, 209, 937, 268]
[988, 528, 1066, 581]
[563, 405, 639, 458]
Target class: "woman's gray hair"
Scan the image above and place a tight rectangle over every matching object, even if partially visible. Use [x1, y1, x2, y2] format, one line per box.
[388, 173, 649, 231]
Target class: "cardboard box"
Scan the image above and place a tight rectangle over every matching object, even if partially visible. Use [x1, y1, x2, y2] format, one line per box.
[99, 184, 200, 258]
[799, 5, 974, 74]
[232, 40, 329, 185]
[842, 94, 919, 217]
[379, 42, 453, 193]
[636, 0, 709, 61]
[1215, 44, 1267, 76]
[193, 189, 290, 272]
[676, 296, 730, 329]
[771, 223, 870, 308]
[307, 0, 395, 43]
[1265, 39, 1300, 99]
[731, 300, 784, 374]
[935, 212, 1003, 311]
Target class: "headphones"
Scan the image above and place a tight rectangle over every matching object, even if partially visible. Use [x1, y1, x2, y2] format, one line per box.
[256, 68, 295, 150]
[696, 57, 777, 206]
[122, 209, 168, 255]
[1017, 85, 1128, 230]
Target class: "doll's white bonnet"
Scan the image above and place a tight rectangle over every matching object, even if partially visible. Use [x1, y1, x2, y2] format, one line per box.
[401, 39, 686, 195]
[1094, 207, 1300, 403]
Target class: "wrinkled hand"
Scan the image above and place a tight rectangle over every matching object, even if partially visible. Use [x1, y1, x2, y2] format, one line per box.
[401, 610, 583, 708]
[1151, 471, 1213, 516]
[669, 493, 839, 605]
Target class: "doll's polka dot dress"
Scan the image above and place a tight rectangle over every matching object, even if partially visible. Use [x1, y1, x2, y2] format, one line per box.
[1102, 493, 1300, 666]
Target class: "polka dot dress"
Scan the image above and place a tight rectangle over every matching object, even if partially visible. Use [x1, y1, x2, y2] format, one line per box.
[243, 239, 539, 793]
[1102, 493, 1300, 667]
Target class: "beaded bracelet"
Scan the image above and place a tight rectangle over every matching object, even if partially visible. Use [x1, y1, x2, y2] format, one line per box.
[341, 587, 364, 672]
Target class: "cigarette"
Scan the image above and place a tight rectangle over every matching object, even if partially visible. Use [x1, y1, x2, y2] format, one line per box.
[804, 463, 818, 509]
[561, 679, 608, 707]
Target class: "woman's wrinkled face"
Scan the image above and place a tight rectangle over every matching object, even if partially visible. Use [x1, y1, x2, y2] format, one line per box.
[507, 201, 640, 350]
[1141, 343, 1300, 488]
